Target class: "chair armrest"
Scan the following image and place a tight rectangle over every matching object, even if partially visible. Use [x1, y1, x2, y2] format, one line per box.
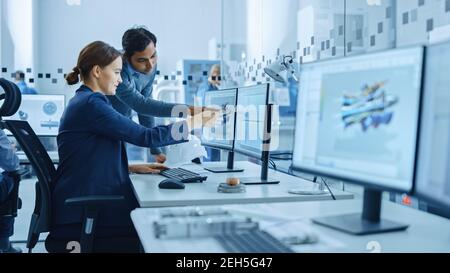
[3, 168, 30, 181]
[64, 195, 125, 253]
[65, 195, 125, 207]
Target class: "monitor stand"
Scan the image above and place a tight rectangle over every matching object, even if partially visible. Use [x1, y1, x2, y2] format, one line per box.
[240, 177, 280, 185]
[204, 151, 244, 173]
[288, 176, 329, 195]
[312, 189, 409, 235]
[239, 104, 280, 186]
[240, 150, 280, 185]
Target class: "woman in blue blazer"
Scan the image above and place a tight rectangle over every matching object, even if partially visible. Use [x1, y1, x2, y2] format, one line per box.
[47, 41, 200, 252]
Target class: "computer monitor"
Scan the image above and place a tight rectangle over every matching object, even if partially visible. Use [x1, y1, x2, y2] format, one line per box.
[415, 41, 450, 214]
[201, 88, 243, 173]
[235, 84, 270, 157]
[234, 84, 279, 185]
[4, 94, 65, 137]
[292, 46, 425, 235]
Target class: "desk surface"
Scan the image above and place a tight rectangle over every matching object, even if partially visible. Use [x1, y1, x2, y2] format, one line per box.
[131, 199, 450, 253]
[130, 161, 354, 208]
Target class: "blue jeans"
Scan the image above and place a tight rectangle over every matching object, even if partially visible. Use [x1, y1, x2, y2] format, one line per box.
[0, 174, 14, 238]
[0, 217, 13, 238]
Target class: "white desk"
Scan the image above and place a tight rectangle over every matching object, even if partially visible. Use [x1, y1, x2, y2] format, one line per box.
[131, 199, 450, 253]
[130, 161, 354, 208]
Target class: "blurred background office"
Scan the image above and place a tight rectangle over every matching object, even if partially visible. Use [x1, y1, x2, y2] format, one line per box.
[1, 0, 450, 251]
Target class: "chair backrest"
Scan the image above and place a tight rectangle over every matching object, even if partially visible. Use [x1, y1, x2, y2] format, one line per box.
[4, 120, 56, 240]
[0, 78, 22, 117]
[0, 78, 55, 251]
[0, 79, 24, 218]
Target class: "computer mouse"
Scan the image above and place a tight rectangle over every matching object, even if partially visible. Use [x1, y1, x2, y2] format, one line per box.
[158, 179, 185, 189]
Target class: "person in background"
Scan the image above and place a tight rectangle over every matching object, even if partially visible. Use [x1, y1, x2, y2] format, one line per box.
[195, 64, 221, 162]
[0, 130, 21, 253]
[14, 71, 38, 95]
[47, 41, 215, 252]
[196, 64, 221, 106]
[109, 26, 214, 164]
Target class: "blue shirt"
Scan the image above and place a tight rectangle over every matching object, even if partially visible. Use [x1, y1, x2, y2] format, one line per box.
[0, 130, 19, 203]
[109, 62, 183, 155]
[196, 81, 219, 106]
[0, 130, 19, 172]
[16, 81, 38, 95]
[51, 85, 188, 228]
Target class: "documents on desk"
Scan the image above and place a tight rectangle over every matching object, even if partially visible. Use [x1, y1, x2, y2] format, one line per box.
[153, 207, 258, 239]
[133, 205, 347, 253]
[133, 198, 450, 253]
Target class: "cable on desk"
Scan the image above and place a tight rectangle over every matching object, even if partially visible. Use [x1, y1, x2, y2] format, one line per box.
[321, 177, 336, 200]
[288, 163, 294, 175]
[270, 155, 293, 161]
[270, 152, 293, 161]
[268, 159, 277, 171]
[270, 152, 293, 156]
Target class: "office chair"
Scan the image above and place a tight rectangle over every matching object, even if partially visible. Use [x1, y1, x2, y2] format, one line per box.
[0, 78, 27, 241]
[0, 78, 131, 253]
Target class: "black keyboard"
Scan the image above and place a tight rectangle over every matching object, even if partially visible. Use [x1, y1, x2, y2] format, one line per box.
[215, 230, 294, 253]
[160, 168, 207, 183]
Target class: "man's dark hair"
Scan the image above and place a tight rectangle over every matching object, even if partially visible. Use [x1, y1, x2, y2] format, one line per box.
[122, 27, 157, 58]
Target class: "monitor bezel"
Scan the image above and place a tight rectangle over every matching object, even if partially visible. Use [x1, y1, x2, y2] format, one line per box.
[414, 40, 450, 210]
[292, 46, 426, 194]
[234, 83, 270, 160]
[4, 94, 66, 137]
[201, 88, 238, 152]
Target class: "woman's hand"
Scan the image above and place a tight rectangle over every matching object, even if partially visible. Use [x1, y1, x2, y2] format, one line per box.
[154, 154, 167, 164]
[188, 106, 220, 116]
[129, 164, 168, 174]
[187, 110, 218, 131]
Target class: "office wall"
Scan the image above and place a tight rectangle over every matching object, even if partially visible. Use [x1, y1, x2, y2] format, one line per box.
[221, 0, 247, 73]
[222, 0, 300, 87]
[297, 0, 346, 63]
[220, 0, 450, 155]
[0, 0, 221, 94]
[345, 0, 396, 55]
[222, 0, 450, 89]
[36, 0, 221, 94]
[396, 0, 450, 46]
[245, 0, 299, 62]
[0, 0, 35, 74]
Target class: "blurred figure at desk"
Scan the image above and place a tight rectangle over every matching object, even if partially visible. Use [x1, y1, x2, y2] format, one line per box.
[14, 71, 38, 95]
[195, 64, 221, 162]
[196, 64, 221, 106]
[0, 130, 21, 253]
